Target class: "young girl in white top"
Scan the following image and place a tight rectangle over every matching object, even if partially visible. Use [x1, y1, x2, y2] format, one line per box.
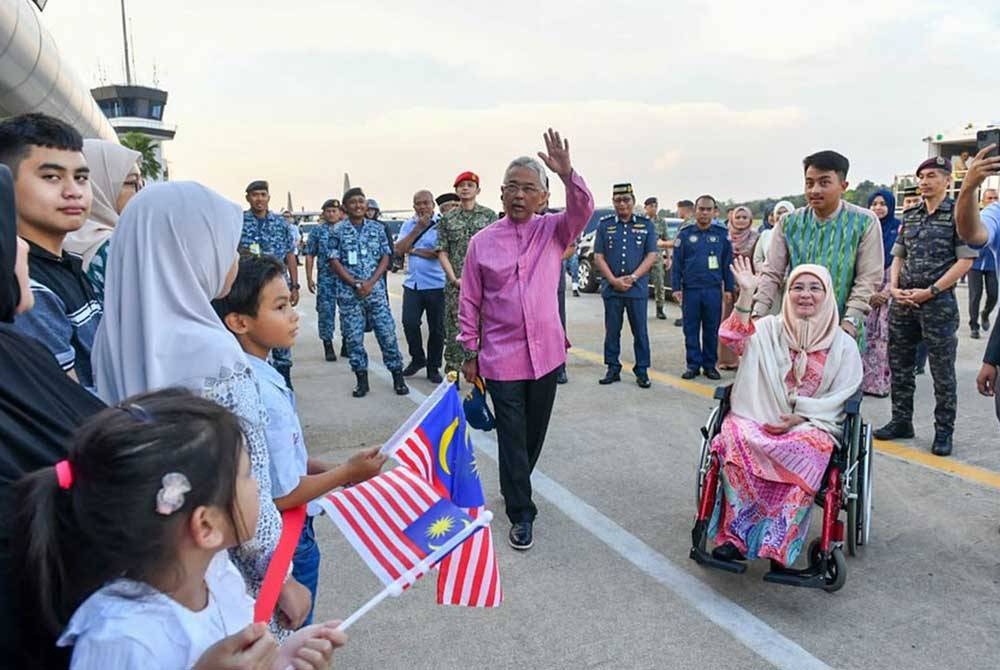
[13, 389, 346, 669]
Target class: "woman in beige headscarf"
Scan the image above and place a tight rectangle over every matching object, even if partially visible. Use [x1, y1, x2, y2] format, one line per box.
[718, 205, 758, 369]
[707, 258, 862, 567]
[63, 139, 142, 303]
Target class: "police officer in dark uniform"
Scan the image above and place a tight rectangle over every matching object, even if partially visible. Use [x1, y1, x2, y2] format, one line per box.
[875, 157, 977, 456]
[671, 194, 734, 380]
[593, 183, 659, 388]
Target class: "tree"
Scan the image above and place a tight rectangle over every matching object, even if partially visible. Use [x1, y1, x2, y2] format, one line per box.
[120, 132, 162, 180]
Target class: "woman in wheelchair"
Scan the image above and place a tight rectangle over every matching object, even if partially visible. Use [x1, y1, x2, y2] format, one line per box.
[708, 258, 862, 568]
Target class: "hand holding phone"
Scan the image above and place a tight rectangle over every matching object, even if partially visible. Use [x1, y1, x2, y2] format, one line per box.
[977, 129, 1000, 159]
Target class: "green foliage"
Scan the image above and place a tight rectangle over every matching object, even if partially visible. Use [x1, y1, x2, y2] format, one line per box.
[119, 132, 162, 180]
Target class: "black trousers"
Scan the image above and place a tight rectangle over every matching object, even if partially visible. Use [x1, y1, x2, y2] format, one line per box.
[485, 368, 559, 523]
[401, 286, 445, 371]
[968, 269, 997, 329]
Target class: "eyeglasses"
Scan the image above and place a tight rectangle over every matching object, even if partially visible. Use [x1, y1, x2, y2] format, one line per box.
[123, 177, 143, 192]
[502, 183, 543, 196]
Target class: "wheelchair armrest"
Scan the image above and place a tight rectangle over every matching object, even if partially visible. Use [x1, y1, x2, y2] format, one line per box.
[844, 390, 863, 416]
[713, 385, 733, 401]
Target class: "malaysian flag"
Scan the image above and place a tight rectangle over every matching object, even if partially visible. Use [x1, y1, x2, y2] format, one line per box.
[318, 467, 480, 588]
[383, 381, 503, 607]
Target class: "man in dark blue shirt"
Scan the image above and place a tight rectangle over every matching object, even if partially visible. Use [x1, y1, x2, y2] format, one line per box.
[672, 194, 734, 380]
[593, 183, 659, 388]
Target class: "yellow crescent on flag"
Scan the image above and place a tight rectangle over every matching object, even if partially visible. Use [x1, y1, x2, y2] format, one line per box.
[438, 418, 460, 475]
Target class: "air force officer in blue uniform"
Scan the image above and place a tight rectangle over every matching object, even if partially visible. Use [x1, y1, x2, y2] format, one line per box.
[594, 183, 659, 388]
[672, 194, 734, 380]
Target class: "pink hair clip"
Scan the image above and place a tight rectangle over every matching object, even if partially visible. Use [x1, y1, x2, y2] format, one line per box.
[156, 473, 192, 515]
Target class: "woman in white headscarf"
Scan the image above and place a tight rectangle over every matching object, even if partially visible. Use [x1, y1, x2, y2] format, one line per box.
[707, 258, 862, 567]
[63, 139, 142, 303]
[92, 182, 309, 636]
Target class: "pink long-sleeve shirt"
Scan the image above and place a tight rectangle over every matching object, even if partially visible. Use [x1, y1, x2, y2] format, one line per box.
[459, 170, 595, 381]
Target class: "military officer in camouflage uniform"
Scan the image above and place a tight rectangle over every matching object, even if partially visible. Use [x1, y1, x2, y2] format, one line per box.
[329, 187, 409, 398]
[643, 196, 670, 320]
[436, 170, 497, 376]
[305, 198, 342, 361]
[875, 157, 977, 456]
[241, 179, 300, 389]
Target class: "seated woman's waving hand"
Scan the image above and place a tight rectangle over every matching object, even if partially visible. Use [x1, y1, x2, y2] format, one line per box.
[709, 261, 862, 568]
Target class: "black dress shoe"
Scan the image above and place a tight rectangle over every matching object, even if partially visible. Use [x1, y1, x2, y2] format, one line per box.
[983, 313, 991, 332]
[873, 420, 914, 440]
[971, 329, 981, 340]
[711, 543, 746, 562]
[931, 432, 953, 456]
[572, 288, 580, 297]
[703, 368, 721, 380]
[402, 360, 425, 377]
[636, 375, 651, 388]
[674, 318, 684, 327]
[426, 369, 443, 383]
[508, 521, 534, 550]
[556, 369, 568, 384]
[598, 369, 621, 385]
[681, 369, 699, 380]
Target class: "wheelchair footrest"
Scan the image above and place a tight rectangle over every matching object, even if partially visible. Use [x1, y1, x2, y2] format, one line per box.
[689, 547, 748, 574]
[762, 566, 826, 589]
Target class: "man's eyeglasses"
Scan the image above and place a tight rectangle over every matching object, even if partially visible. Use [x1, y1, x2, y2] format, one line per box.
[502, 183, 543, 196]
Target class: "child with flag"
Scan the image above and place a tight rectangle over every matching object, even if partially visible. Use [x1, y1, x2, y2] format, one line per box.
[213, 255, 388, 625]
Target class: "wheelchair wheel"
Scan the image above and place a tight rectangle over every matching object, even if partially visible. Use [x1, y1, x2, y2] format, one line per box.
[844, 415, 863, 557]
[806, 540, 847, 592]
[858, 424, 874, 547]
[695, 406, 720, 511]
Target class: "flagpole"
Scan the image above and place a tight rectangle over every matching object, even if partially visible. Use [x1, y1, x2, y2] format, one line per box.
[336, 510, 492, 631]
[378, 374, 457, 458]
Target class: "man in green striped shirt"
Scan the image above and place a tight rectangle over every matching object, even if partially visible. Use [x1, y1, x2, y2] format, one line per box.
[752, 150, 884, 339]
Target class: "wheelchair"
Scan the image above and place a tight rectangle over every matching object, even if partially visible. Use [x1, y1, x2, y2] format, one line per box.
[690, 385, 873, 592]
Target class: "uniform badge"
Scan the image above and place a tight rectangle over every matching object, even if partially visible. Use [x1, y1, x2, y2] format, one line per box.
[708, 235, 717, 243]
[689, 235, 698, 243]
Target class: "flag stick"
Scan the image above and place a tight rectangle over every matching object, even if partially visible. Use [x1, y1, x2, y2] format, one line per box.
[336, 510, 493, 631]
[378, 375, 456, 458]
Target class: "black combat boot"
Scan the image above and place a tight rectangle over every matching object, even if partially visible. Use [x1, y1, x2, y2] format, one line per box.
[873, 420, 914, 440]
[392, 370, 410, 396]
[341, 339, 349, 358]
[323, 340, 337, 362]
[931, 432, 953, 456]
[656, 306, 667, 320]
[352, 371, 369, 398]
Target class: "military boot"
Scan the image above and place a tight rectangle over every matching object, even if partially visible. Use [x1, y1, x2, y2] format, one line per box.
[392, 370, 410, 396]
[931, 432, 953, 456]
[352, 371, 369, 398]
[656, 306, 667, 320]
[873, 420, 914, 440]
[323, 340, 337, 362]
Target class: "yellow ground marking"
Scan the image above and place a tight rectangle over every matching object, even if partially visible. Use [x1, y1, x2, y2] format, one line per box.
[568, 346, 1000, 491]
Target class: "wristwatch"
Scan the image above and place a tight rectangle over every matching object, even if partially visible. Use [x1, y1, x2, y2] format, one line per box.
[929, 284, 942, 296]
[843, 315, 861, 331]
[630, 273, 638, 282]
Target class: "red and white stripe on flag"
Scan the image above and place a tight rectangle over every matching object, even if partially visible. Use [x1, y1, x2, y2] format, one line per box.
[394, 429, 503, 607]
[437, 506, 502, 606]
[323, 467, 439, 587]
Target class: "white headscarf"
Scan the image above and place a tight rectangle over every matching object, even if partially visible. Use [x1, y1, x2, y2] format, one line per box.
[63, 139, 141, 269]
[93, 182, 246, 403]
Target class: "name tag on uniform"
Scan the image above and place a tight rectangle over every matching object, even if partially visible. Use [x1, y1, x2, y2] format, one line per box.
[249, 243, 261, 256]
[708, 255, 719, 270]
[348, 250, 359, 265]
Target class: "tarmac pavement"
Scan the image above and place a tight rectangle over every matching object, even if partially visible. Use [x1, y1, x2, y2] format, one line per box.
[291, 273, 1000, 670]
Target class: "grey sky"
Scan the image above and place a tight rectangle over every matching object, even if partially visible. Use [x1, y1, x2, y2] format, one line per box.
[41, 0, 1000, 211]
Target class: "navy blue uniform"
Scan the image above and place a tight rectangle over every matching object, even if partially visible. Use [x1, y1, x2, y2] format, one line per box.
[594, 214, 658, 376]
[671, 222, 734, 372]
